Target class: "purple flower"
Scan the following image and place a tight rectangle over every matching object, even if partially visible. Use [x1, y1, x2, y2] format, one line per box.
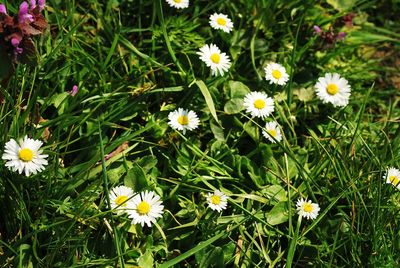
[313, 25, 322, 34]
[337, 32, 346, 41]
[38, 0, 45, 11]
[19, 1, 34, 23]
[68, 85, 78, 96]
[11, 38, 21, 47]
[0, 4, 7, 14]
[30, 0, 36, 9]
[11, 37, 24, 54]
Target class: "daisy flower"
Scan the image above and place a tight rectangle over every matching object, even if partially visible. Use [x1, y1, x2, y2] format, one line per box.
[315, 73, 351, 107]
[127, 190, 164, 227]
[385, 167, 400, 190]
[165, 0, 189, 9]
[206, 190, 228, 212]
[197, 44, 231, 76]
[243, 91, 274, 118]
[264, 62, 289, 86]
[2, 136, 48, 176]
[109, 185, 134, 214]
[168, 108, 199, 134]
[262, 121, 282, 143]
[296, 198, 320, 220]
[209, 13, 233, 33]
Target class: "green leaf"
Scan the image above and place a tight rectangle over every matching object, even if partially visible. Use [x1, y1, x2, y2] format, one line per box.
[159, 232, 226, 268]
[195, 80, 219, 124]
[266, 202, 289, 225]
[224, 80, 251, 99]
[124, 164, 148, 191]
[224, 98, 244, 114]
[198, 246, 224, 268]
[210, 120, 225, 141]
[263, 185, 287, 203]
[138, 250, 154, 268]
[326, 0, 356, 11]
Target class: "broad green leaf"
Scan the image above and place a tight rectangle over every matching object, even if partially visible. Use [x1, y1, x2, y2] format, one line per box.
[224, 98, 244, 114]
[326, 0, 356, 11]
[124, 164, 148, 191]
[138, 250, 154, 268]
[263, 185, 287, 203]
[198, 246, 224, 268]
[224, 80, 251, 99]
[266, 202, 289, 225]
[210, 120, 225, 141]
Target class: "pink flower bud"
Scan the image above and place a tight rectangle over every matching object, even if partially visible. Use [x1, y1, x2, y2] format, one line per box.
[68, 85, 78, 96]
[38, 0, 45, 11]
[19, 1, 34, 23]
[0, 4, 7, 14]
[11, 37, 21, 47]
[337, 32, 346, 40]
[313, 25, 322, 34]
[30, 0, 37, 9]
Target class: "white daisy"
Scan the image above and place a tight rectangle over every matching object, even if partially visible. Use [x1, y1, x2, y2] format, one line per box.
[2, 136, 48, 176]
[127, 190, 164, 227]
[315, 73, 351, 107]
[296, 198, 320, 220]
[197, 44, 231, 76]
[264, 62, 289, 86]
[209, 13, 234, 33]
[243, 91, 274, 118]
[168, 108, 199, 134]
[109, 185, 134, 214]
[206, 190, 228, 212]
[384, 167, 400, 190]
[165, 0, 189, 9]
[262, 121, 282, 143]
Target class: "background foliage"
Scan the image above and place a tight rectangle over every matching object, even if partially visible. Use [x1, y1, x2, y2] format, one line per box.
[0, 0, 399, 267]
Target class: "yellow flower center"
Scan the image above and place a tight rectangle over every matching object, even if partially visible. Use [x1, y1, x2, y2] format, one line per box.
[115, 195, 128, 207]
[210, 53, 220, 64]
[216, 17, 227, 26]
[253, 99, 266, 109]
[137, 201, 151, 215]
[267, 129, 277, 137]
[326, 84, 339, 95]
[303, 203, 313, 213]
[389, 175, 399, 186]
[177, 115, 189, 125]
[211, 195, 221, 205]
[19, 148, 34, 162]
[272, 69, 282, 79]
[174, 0, 182, 3]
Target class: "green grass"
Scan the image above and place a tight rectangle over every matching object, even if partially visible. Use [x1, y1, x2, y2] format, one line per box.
[0, 0, 400, 267]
